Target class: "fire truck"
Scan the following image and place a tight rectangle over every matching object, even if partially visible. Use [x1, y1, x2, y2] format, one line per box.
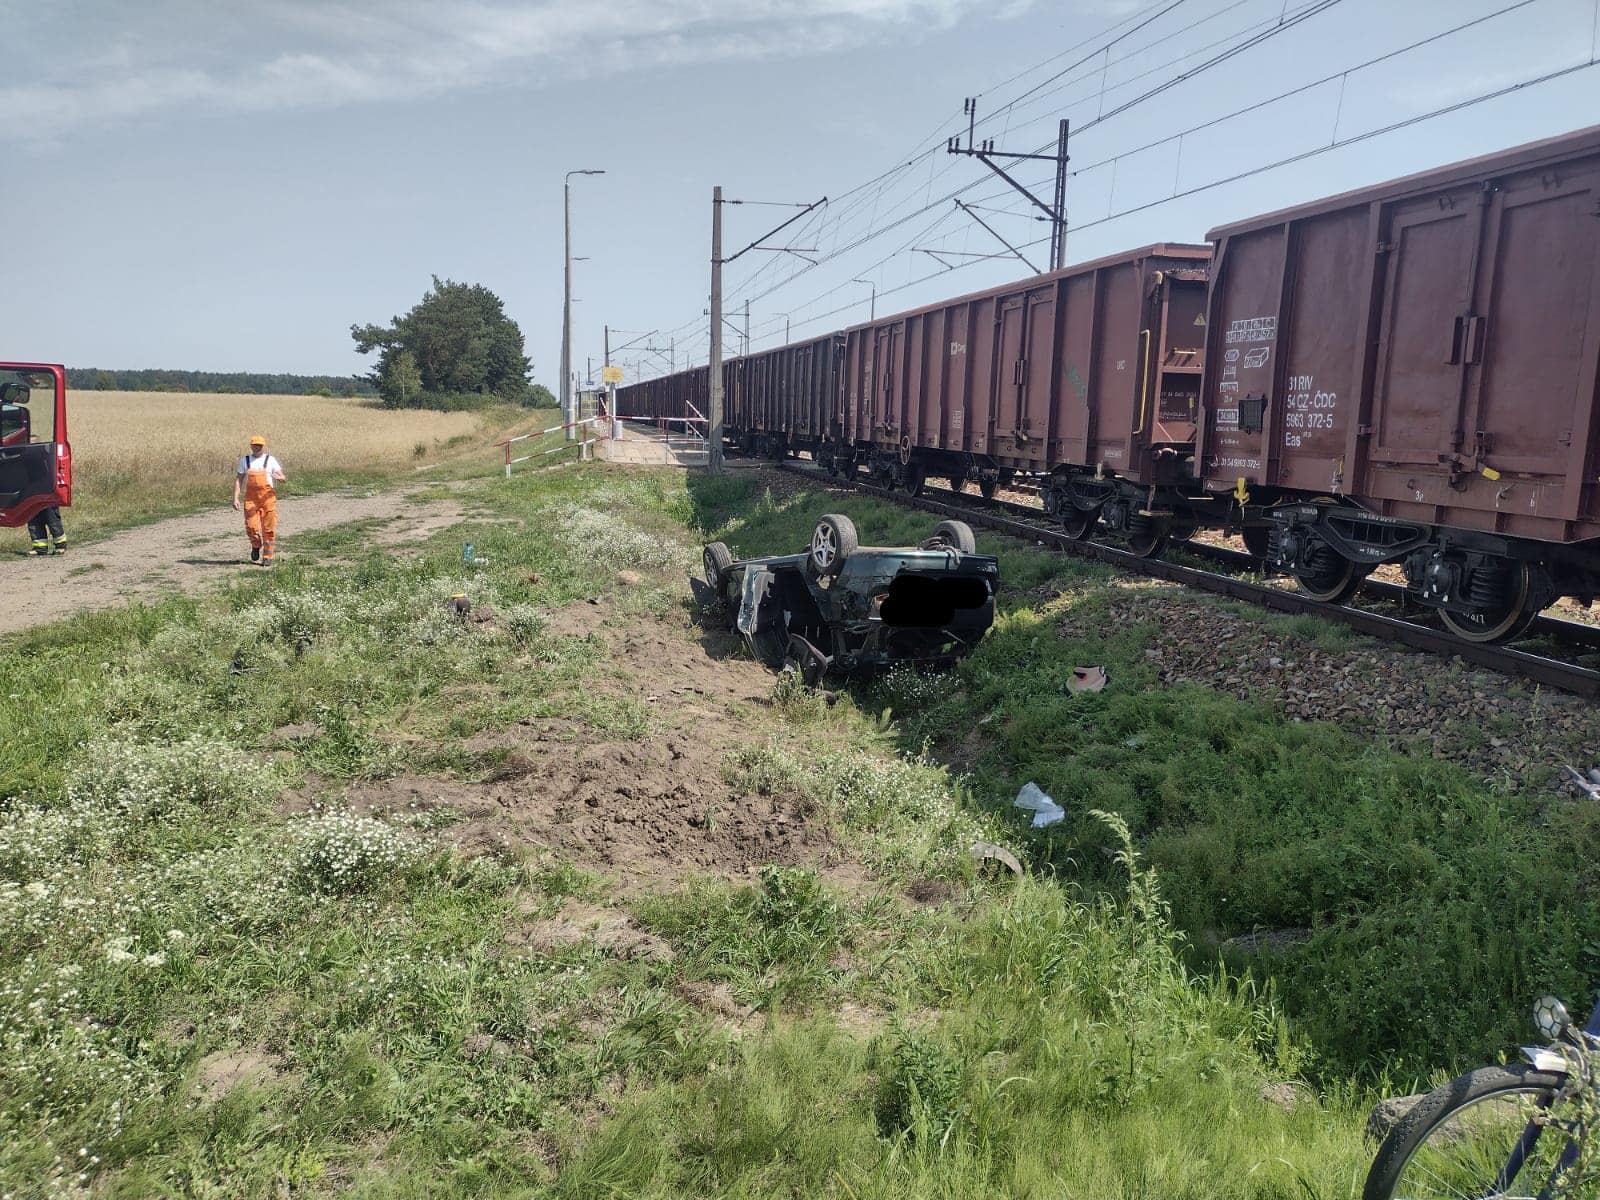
[0, 364, 72, 527]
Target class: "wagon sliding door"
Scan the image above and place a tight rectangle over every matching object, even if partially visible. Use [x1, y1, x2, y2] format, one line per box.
[1369, 187, 1483, 469]
[996, 297, 1025, 446]
[996, 286, 1056, 461]
[875, 324, 902, 441]
[1463, 163, 1600, 497]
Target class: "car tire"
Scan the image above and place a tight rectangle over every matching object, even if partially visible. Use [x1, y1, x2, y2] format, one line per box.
[929, 519, 976, 554]
[703, 542, 733, 592]
[808, 514, 858, 578]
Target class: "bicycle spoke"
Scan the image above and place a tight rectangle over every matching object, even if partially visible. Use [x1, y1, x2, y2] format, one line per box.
[1388, 1089, 1574, 1200]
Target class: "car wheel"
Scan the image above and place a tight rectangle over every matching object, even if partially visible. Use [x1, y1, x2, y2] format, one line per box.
[808, 514, 858, 578]
[928, 519, 976, 554]
[703, 542, 733, 591]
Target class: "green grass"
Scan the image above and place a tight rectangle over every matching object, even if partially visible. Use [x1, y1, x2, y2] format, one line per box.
[1, 458, 1582, 1196]
[685, 472, 1600, 1086]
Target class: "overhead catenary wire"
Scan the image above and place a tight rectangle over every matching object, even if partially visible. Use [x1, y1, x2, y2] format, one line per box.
[760, 0, 1568, 341]
[752, 50, 1600, 352]
[639, 0, 1585, 372]
[720, 0, 1345, 315]
[716, 0, 1318, 311]
[703, 0, 1341, 332]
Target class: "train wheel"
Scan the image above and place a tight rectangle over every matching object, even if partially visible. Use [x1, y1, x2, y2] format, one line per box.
[1060, 507, 1095, 541]
[1439, 562, 1543, 644]
[901, 463, 926, 496]
[1126, 527, 1168, 559]
[978, 479, 998, 501]
[948, 475, 967, 494]
[1242, 525, 1272, 558]
[1293, 545, 1366, 604]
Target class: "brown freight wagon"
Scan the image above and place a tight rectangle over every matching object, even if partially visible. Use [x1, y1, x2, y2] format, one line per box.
[1200, 123, 1600, 640]
[725, 334, 844, 460]
[615, 364, 709, 426]
[835, 244, 1210, 554]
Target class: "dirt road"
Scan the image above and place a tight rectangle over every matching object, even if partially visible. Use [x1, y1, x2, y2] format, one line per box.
[0, 487, 465, 636]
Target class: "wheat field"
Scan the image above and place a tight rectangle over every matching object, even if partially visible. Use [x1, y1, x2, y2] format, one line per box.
[14, 391, 522, 542]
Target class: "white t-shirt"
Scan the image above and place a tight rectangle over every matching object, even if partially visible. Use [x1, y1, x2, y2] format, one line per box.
[237, 453, 284, 492]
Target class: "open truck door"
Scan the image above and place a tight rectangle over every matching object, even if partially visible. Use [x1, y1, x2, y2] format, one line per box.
[0, 364, 71, 528]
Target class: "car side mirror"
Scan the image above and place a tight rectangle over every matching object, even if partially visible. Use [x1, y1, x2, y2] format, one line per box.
[0, 403, 30, 445]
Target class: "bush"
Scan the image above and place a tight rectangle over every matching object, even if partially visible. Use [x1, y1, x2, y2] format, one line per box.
[288, 811, 413, 896]
[753, 865, 838, 953]
[874, 1028, 967, 1141]
[771, 667, 827, 722]
[0, 737, 276, 881]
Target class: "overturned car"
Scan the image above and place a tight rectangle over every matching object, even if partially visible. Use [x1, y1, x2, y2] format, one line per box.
[702, 514, 999, 681]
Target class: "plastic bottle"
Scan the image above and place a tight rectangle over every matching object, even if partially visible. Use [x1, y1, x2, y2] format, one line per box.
[462, 542, 474, 563]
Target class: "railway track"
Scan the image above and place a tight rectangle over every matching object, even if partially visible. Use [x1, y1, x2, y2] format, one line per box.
[778, 461, 1600, 699]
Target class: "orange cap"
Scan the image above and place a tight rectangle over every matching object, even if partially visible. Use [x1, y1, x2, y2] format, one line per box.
[249, 435, 266, 446]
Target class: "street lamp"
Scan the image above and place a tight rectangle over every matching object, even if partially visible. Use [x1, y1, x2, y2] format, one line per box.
[562, 169, 605, 441]
[852, 278, 876, 321]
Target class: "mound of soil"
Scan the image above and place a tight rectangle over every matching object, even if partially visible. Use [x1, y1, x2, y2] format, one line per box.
[315, 591, 838, 891]
[452, 728, 832, 888]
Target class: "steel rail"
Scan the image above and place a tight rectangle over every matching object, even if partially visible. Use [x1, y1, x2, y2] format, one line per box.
[779, 462, 1600, 698]
[949, 486, 1600, 653]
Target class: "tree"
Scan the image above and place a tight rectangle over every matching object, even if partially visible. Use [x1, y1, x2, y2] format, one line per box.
[385, 351, 422, 408]
[352, 277, 532, 409]
[528, 383, 557, 410]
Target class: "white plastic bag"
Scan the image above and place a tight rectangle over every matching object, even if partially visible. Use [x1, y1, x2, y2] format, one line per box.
[1013, 781, 1065, 828]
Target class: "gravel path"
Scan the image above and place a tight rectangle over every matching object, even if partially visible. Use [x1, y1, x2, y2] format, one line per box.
[0, 487, 464, 636]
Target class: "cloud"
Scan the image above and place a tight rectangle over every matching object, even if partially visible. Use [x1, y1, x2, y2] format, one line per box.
[1, 0, 1022, 141]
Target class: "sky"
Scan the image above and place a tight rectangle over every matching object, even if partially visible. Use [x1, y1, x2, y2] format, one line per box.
[3, 0, 1598, 392]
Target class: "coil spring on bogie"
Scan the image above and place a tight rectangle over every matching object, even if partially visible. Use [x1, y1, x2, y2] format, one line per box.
[1302, 539, 1342, 574]
[1125, 509, 1156, 538]
[1466, 562, 1512, 607]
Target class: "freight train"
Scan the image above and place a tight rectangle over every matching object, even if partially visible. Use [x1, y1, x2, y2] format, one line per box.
[618, 124, 1600, 645]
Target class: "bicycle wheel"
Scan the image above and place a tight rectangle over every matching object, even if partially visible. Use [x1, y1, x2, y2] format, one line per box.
[1364, 1064, 1578, 1200]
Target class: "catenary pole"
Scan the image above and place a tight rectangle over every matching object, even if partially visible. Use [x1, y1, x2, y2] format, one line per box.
[707, 187, 724, 474]
[561, 168, 604, 441]
[561, 179, 571, 440]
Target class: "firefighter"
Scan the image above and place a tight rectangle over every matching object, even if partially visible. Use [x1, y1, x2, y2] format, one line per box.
[232, 435, 287, 566]
[27, 506, 65, 556]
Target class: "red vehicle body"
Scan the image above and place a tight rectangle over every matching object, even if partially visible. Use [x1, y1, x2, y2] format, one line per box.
[616, 125, 1600, 643]
[1201, 123, 1600, 639]
[0, 363, 72, 528]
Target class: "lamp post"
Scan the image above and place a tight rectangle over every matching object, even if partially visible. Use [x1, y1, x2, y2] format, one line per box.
[562, 169, 604, 441]
[852, 278, 876, 321]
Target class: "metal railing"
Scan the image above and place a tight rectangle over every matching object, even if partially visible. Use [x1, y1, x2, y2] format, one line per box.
[494, 410, 713, 476]
[493, 417, 597, 478]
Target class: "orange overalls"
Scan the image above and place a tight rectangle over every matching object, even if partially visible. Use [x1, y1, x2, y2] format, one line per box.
[241, 453, 278, 563]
